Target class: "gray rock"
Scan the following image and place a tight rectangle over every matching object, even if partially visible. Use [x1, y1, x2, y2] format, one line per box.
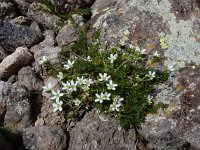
[4, 85, 31, 131]
[18, 66, 43, 93]
[69, 110, 136, 150]
[0, 0, 16, 20]
[0, 46, 8, 62]
[56, 21, 79, 46]
[23, 125, 67, 150]
[10, 16, 31, 26]
[40, 30, 56, 48]
[91, 0, 200, 149]
[0, 19, 44, 52]
[0, 47, 33, 80]
[0, 81, 12, 122]
[34, 46, 61, 65]
[29, 21, 43, 35]
[12, 0, 34, 15]
[27, 2, 62, 31]
[30, 30, 55, 55]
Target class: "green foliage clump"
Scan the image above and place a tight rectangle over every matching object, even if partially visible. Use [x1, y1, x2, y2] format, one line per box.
[42, 26, 170, 128]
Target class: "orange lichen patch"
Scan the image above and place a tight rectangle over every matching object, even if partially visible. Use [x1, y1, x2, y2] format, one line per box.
[131, 38, 138, 46]
[194, 36, 200, 43]
[177, 84, 184, 91]
[145, 44, 156, 51]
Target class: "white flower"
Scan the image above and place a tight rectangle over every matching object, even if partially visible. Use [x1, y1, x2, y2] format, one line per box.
[86, 56, 91, 62]
[76, 76, 86, 85]
[108, 54, 118, 64]
[106, 80, 118, 90]
[119, 39, 125, 46]
[124, 30, 130, 36]
[167, 65, 175, 72]
[57, 72, 64, 80]
[83, 79, 94, 87]
[62, 81, 71, 91]
[148, 71, 156, 79]
[52, 99, 63, 112]
[113, 96, 124, 103]
[95, 93, 105, 103]
[39, 56, 47, 64]
[99, 73, 111, 81]
[153, 51, 160, 57]
[104, 92, 111, 100]
[69, 80, 77, 91]
[64, 60, 75, 69]
[135, 46, 140, 52]
[73, 99, 81, 106]
[141, 49, 147, 54]
[129, 44, 134, 49]
[110, 102, 121, 112]
[81, 85, 90, 91]
[42, 83, 52, 92]
[51, 89, 64, 101]
[148, 95, 153, 103]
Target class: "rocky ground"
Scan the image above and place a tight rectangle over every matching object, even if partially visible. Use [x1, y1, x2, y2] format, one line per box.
[0, 0, 200, 150]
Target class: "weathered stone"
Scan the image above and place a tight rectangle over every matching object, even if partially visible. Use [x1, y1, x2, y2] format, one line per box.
[0, 81, 12, 122]
[0, 19, 43, 52]
[23, 125, 67, 150]
[39, 30, 56, 48]
[0, 47, 33, 80]
[4, 85, 31, 131]
[18, 66, 43, 93]
[35, 101, 65, 127]
[91, 0, 200, 149]
[0, 0, 16, 20]
[0, 46, 8, 62]
[69, 110, 136, 150]
[29, 21, 43, 35]
[13, 0, 34, 15]
[10, 16, 32, 26]
[34, 46, 61, 65]
[56, 21, 79, 46]
[27, 2, 62, 31]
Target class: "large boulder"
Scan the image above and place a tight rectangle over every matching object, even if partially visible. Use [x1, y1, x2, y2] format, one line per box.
[91, 0, 200, 149]
[0, 19, 43, 52]
[12, 0, 34, 15]
[0, 47, 33, 80]
[69, 110, 136, 150]
[23, 125, 67, 150]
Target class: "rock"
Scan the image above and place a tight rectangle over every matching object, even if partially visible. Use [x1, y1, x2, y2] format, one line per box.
[34, 46, 61, 65]
[27, 2, 62, 31]
[91, 0, 200, 149]
[29, 21, 43, 35]
[69, 110, 136, 150]
[0, 81, 12, 122]
[23, 125, 67, 150]
[7, 75, 17, 84]
[0, 46, 8, 62]
[4, 85, 31, 131]
[30, 30, 55, 55]
[0, 19, 44, 52]
[12, 0, 34, 15]
[0, 0, 16, 20]
[0, 47, 33, 80]
[56, 21, 79, 46]
[35, 101, 65, 127]
[10, 16, 32, 26]
[18, 66, 43, 93]
[39, 30, 56, 49]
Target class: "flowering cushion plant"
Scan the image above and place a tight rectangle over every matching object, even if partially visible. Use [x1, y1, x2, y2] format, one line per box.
[42, 28, 171, 128]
